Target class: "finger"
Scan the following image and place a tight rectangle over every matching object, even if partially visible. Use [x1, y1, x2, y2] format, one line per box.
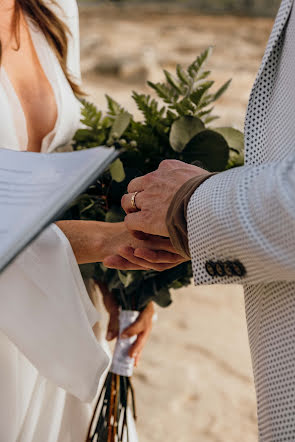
[159, 159, 204, 172]
[131, 231, 173, 244]
[121, 192, 143, 214]
[129, 332, 147, 362]
[121, 303, 154, 338]
[103, 255, 148, 270]
[127, 172, 154, 193]
[117, 246, 179, 271]
[131, 231, 152, 241]
[106, 314, 119, 341]
[117, 246, 156, 270]
[134, 351, 142, 367]
[121, 193, 133, 214]
[134, 248, 185, 264]
[104, 253, 176, 271]
[101, 286, 119, 315]
[158, 159, 184, 170]
[125, 211, 170, 238]
[124, 211, 152, 235]
[121, 318, 145, 338]
[142, 236, 179, 253]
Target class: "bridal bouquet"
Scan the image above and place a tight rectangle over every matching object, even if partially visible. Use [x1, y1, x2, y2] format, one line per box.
[65, 47, 244, 442]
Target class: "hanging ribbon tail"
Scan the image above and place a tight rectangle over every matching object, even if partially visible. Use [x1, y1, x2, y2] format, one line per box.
[86, 310, 140, 442]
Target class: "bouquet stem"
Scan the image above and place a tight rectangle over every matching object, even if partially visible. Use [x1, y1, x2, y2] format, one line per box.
[86, 311, 139, 442]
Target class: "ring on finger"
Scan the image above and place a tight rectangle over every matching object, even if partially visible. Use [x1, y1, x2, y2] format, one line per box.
[131, 191, 140, 211]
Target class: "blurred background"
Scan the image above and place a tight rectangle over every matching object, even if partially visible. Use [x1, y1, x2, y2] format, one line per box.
[78, 1, 279, 441]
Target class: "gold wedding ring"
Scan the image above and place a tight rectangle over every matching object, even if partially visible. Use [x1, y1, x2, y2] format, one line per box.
[131, 192, 139, 211]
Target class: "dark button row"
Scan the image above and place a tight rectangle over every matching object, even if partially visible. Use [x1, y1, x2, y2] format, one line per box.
[205, 260, 246, 278]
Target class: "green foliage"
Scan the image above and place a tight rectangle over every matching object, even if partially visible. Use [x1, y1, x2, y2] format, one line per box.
[169, 116, 205, 152]
[68, 47, 244, 311]
[214, 127, 245, 169]
[183, 130, 229, 171]
[109, 158, 126, 182]
[146, 46, 231, 121]
[132, 92, 166, 127]
[107, 112, 131, 145]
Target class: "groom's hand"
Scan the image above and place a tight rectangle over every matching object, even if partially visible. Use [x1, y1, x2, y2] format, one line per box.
[122, 160, 206, 237]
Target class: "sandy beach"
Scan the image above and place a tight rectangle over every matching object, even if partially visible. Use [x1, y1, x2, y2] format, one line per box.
[79, 5, 274, 440]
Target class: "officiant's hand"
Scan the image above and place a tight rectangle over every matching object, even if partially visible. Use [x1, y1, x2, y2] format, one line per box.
[122, 160, 207, 237]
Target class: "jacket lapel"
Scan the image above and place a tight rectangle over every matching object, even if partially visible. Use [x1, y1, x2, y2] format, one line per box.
[251, 0, 293, 91]
[244, 0, 293, 160]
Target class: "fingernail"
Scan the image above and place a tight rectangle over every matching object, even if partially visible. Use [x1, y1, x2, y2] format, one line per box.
[106, 332, 113, 341]
[121, 333, 128, 339]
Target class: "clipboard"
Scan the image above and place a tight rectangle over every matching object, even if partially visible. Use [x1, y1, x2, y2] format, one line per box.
[0, 147, 118, 273]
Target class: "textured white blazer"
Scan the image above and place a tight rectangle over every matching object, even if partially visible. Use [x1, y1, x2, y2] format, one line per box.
[0, 2, 109, 441]
[187, 0, 295, 440]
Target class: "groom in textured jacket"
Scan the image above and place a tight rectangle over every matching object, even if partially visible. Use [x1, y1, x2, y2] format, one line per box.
[114, 0, 295, 440]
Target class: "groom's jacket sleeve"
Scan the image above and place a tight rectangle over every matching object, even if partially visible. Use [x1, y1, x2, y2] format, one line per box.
[186, 153, 295, 285]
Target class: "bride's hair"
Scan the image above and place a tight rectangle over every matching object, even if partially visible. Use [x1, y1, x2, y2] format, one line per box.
[0, 0, 83, 96]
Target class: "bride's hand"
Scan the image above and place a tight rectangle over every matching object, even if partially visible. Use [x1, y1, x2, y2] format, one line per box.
[100, 282, 154, 367]
[103, 246, 186, 271]
[56, 220, 187, 270]
[102, 224, 188, 271]
[121, 302, 154, 367]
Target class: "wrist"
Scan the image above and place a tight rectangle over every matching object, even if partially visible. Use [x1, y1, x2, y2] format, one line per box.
[166, 173, 217, 258]
[97, 222, 126, 262]
[56, 220, 125, 264]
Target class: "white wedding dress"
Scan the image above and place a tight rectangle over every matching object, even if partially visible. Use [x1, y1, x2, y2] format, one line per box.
[0, 1, 137, 441]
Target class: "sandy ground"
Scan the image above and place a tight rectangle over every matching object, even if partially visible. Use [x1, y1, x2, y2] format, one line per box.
[79, 5, 274, 441]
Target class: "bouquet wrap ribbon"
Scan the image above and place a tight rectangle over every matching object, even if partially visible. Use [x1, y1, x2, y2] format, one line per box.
[110, 310, 140, 377]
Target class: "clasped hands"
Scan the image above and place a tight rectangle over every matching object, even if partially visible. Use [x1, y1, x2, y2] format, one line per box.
[57, 160, 207, 365]
[104, 160, 207, 270]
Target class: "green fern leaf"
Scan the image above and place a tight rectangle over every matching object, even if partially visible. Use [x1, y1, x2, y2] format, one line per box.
[188, 46, 213, 78]
[213, 79, 232, 101]
[164, 70, 184, 94]
[176, 64, 191, 86]
[105, 94, 125, 116]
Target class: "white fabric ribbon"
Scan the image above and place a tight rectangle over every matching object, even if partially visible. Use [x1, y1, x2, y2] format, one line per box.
[111, 310, 139, 377]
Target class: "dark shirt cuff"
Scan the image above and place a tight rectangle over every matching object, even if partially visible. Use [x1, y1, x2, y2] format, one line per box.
[166, 173, 217, 258]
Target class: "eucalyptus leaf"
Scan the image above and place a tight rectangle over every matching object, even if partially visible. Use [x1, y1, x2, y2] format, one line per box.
[109, 158, 125, 183]
[107, 112, 131, 144]
[183, 130, 229, 171]
[153, 288, 172, 308]
[169, 116, 205, 152]
[213, 127, 244, 150]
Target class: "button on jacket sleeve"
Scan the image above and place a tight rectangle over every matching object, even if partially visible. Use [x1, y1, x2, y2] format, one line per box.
[187, 153, 295, 285]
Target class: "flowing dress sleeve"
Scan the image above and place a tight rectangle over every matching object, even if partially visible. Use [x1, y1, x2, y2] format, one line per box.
[0, 0, 110, 402]
[0, 226, 109, 401]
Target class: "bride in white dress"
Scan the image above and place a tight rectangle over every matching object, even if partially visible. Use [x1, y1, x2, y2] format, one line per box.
[0, 1, 181, 440]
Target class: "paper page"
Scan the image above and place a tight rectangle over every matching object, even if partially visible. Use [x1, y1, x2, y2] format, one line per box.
[0, 147, 118, 272]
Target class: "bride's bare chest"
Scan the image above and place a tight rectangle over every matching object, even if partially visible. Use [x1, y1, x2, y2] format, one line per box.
[2, 20, 57, 152]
